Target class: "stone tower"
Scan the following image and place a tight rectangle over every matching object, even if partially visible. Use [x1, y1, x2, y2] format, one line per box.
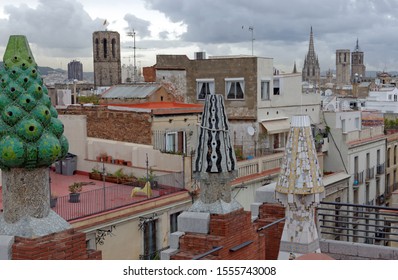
[351, 39, 366, 81]
[336, 49, 351, 85]
[93, 31, 122, 88]
[302, 27, 320, 85]
[275, 115, 325, 260]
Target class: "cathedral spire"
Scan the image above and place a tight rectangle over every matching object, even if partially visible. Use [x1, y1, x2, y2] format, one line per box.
[308, 26, 315, 54]
[302, 26, 320, 85]
[354, 38, 360, 52]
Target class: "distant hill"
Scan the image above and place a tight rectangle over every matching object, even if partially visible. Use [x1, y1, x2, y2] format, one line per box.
[0, 61, 93, 82]
[0, 61, 66, 75]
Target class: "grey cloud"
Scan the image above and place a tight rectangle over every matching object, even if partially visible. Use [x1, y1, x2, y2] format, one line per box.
[123, 13, 151, 38]
[159, 31, 169, 40]
[146, 0, 398, 70]
[0, 0, 102, 57]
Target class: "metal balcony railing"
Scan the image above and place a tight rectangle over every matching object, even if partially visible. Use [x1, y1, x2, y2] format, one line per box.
[366, 167, 375, 181]
[52, 172, 185, 221]
[377, 163, 385, 175]
[394, 183, 398, 192]
[353, 171, 364, 186]
[317, 201, 398, 246]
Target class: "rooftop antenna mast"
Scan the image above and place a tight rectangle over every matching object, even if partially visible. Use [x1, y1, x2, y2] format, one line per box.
[126, 29, 137, 82]
[242, 25, 255, 56]
[249, 26, 255, 56]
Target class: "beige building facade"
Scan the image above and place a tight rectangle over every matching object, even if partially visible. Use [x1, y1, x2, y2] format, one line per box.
[148, 55, 321, 158]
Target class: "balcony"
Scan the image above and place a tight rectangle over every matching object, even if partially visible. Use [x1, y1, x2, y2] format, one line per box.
[365, 167, 375, 181]
[49, 172, 185, 222]
[376, 194, 385, 206]
[236, 152, 284, 179]
[377, 163, 385, 175]
[353, 171, 364, 187]
[317, 201, 398, 246]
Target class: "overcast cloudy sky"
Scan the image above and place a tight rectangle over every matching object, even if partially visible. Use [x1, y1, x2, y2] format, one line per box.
[0, 0, 397, 73]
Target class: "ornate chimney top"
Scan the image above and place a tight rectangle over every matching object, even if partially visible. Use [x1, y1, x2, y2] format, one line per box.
[191, 94, 241, 214]
[276, 115, 324, 195]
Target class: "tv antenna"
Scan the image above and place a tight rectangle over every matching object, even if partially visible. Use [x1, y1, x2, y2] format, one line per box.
[242, 25, 255, 55]
[126, 30, 138, 82]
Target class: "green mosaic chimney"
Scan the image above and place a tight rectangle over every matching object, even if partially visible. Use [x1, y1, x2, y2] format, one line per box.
[0, 35, 68, 169]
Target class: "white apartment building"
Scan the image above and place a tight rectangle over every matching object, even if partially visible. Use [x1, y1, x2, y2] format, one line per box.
[323, 109, 386, 205]
[258, 71, 321, 153]
[365, 86, 398, 113]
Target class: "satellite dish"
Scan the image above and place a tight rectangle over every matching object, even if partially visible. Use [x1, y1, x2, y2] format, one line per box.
[325, 89, 332, 96]
[247, 126, 255, 136]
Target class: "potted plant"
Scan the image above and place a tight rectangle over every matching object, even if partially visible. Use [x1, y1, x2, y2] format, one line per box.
[68, 182, 83, 203]
[104, 171, 119, 184]
[99, 152, 108, 162]
[50, 193, 58, 208]
[123, 172, 137, 185]
[113, 167, 125, 184]
[89, 164, 102, 180]
[138, 168, 157, 188]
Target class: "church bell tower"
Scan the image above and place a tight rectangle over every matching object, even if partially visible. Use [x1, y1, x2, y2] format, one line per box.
[93, 31, 122, 88]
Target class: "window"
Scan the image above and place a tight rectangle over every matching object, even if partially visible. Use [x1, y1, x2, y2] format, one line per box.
[334, 197, 342, 230]
[365, 183, 370, 204]
[170, 212, 181, 233]
[111, 38, 116, 58]
[165, 131, 185, 153]
[273, 79, 280, 95]
[95, 39, 99, 59]
[225, 78, 244, 99]
[102, 38, 108, 59]
[261, 81, 270, 100]
[273, 132, 287, 150]
[395, 95, 397, 102]
[143, 219, 157, 260]
[341, 119, 346, 133]
[355, 117, 360, 129]
[196, 79, 214, 100]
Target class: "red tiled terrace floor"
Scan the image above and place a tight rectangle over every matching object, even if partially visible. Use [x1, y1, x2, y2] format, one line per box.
[0, 169, 186, 221]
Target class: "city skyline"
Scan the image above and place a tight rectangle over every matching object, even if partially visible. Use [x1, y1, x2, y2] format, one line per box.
[1, 0, 397, 73]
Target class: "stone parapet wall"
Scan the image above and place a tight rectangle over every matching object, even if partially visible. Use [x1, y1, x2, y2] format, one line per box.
[320, 239, 398, 260]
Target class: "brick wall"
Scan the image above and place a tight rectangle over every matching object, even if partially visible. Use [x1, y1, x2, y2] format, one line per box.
[172, 209, 265, 260]
[58, 106, 152, 145]
[143, 66, 156, 82]
[12, 229, 102, 260]
[155, 55, 258, 119]
[255, 203, 285, 260]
